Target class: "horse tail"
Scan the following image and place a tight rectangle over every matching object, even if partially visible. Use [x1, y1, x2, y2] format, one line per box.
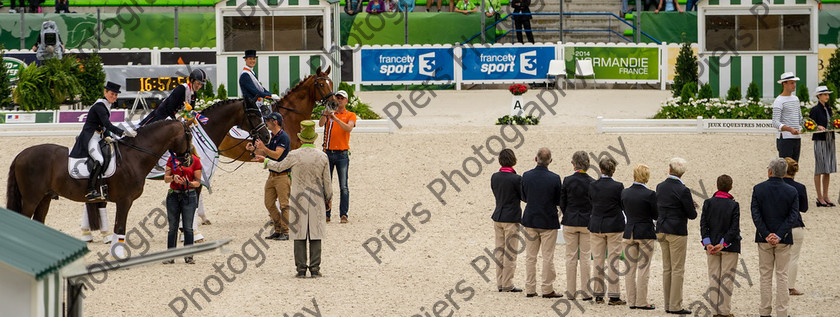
[6, 158, 22, 213]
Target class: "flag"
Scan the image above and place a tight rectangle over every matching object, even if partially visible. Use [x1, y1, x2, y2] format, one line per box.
[192, 111, 209, 125]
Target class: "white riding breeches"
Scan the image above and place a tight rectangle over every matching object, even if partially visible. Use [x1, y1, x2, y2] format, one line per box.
[87, 132, 104, 164]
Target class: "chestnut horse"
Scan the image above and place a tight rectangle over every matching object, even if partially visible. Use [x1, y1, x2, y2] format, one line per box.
[6, 120, 193, 238]
[81, 98, 272, 233]
[218, 66, 336, 160]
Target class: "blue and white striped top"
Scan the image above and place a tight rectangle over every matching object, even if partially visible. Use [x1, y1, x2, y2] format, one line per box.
[772, 95, 802, 139]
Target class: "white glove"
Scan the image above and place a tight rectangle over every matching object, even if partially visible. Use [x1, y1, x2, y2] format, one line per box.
[123, 130, 137, 138]
[271, 94, 280, 100]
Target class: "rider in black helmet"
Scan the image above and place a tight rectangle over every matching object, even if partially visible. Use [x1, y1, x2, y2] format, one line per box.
[139, 69, 206, 127]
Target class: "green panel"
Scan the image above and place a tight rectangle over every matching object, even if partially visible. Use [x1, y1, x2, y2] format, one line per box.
[289, 0, 299, 5]
[289, 56, 301, 87]
[639, 12, 698, 44]
[226, 0, 236, 5]
[247, 0, 257, 5]
[227, 56, 238, 97]
[774, 0, 784, 4]
[752, 0, 762, 4]
[345, 12, 494, 45]
[730, 0, 740, 4]
[268, 0, 278, 4]
[753, 56, 763, 97]
[774, 56, 785, 96]
[269, 56, 279, 94]
[731, 56, 741, 92]
[709, 0, 718, 4]
[253, 62, 258, 77]
[796, 0, 806, 3]
[796, 55, 807, 90]
[0, 208, 88, 280]
[310, 0, 320, 4]
[176, 13, 217, 48]
[309, 55, 321, 74]
[709, 56, 720, 98]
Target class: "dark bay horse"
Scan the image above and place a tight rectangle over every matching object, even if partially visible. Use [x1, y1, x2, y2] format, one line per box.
[82, 98, 272, 233]
[6, 120, 193, 238]
[218, 66, 337, 160]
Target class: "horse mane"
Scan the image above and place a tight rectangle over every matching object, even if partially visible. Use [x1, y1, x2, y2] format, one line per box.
[135, 119, 177, 134]
[280, 74, 316, 99]
[200, 98, 243, 114]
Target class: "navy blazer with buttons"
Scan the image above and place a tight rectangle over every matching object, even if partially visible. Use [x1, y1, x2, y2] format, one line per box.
[700, 195, 741, 253]
[751, 177, 799, 245]
[520, 166, 562, 230]
[559, 171, 595, 228]
[491, 171, 523, 223]
[656, 177, 698, 236]
[621, 183, 658, 239]
[588, 176, 625, 233]
[782, 177, 807, 228]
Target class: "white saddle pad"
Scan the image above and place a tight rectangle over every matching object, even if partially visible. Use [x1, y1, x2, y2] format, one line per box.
[228, 126, 251, 140]
[68, 151, 118, 179]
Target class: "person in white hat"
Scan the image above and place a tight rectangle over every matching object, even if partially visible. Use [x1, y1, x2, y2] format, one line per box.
[808, 85, 836, 208]
[772, 72, 803, 162]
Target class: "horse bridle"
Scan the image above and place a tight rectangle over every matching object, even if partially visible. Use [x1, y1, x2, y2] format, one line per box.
[271, 76, 334, 114]
[216, 102, 271, 165]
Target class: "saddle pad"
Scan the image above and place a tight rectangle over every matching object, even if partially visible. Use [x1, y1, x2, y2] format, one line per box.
[228, 126, 251, 140]
[68, 151, 117, 179]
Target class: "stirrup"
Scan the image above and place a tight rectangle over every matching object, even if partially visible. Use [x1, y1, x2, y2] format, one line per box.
[85, 191, 103, 202]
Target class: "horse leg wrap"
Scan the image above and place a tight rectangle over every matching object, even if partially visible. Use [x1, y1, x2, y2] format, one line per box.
[110, 234, 127, 259]
[99, 207, 112, 244]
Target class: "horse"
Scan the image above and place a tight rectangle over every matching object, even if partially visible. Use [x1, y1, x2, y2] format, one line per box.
[80, 98, 273, 239]
[218, 66, 337, 160]
[6, 120, 193, 240]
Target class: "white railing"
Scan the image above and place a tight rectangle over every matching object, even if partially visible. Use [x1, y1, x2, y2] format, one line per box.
[597, 116, 777, 134]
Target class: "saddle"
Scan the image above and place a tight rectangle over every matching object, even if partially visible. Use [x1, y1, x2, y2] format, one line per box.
[68, 138, 118, 180]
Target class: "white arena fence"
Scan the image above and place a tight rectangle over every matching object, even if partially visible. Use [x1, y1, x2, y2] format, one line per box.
[597, 116, 777, 134]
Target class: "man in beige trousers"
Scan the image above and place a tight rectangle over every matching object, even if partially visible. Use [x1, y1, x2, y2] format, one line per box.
[752, 158, 800, 317]
[257, 120, 332, 278]
[520, 148, 564, 298]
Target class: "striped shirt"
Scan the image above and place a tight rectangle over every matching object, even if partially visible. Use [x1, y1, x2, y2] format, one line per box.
[772, 95, 802, 139]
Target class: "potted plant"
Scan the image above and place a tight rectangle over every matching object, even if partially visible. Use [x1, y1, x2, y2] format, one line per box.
[508, 84, 527, 116]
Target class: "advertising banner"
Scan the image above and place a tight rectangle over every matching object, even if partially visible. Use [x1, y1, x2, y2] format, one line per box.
[460, 46, 555, 82]
[0, 111, 54, 123]
[565, 46, 660, 81]
[57, 110, 126, 124]
[360, 47, 455, 83]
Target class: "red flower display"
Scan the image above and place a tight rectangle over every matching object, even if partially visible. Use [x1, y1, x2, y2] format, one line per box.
[509, 84, 528, 96]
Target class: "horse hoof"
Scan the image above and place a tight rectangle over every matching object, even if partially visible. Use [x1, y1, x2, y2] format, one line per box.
[81, 230, 93, 242]
[102, 233, 113, 244]
[194, 239, 205, 243]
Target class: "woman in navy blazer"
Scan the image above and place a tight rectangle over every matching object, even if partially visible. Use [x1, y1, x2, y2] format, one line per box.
[700, 175, 741, 317]
[621, 164, 657, 310]
[589, 157, 626, 305]
[490, 149, 524, 293]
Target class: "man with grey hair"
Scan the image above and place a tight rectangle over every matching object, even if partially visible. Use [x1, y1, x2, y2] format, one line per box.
[751, 157, 800, 317]
[655, 157, 697, 315]
[521, 147, 564, 298]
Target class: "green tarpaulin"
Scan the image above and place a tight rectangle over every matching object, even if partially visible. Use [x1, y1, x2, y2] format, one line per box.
[342, 12, 496, 45]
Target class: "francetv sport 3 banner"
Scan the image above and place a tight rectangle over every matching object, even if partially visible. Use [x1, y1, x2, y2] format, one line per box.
[460, 45, 555, 82]
[359, 47, 456, 84]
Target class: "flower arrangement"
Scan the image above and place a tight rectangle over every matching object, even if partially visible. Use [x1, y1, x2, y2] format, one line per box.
[832, 117, 840, 129]
[496, 115, 539, 125]
[803, 118, 818, 132]
[509, 84, 528, 96]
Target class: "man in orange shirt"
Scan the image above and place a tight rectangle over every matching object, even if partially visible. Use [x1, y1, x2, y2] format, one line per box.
[319, 90, 356, 224]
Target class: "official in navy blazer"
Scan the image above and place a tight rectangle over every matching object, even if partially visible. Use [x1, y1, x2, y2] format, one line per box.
[588, 157, 626, 305]
[782, 157, 807, 296]
[699, 174, 741, 317]
[490, 149, 523, 293]
[655, 157, 697, 315]
[520, 148, 563, 298]
[621, 164, 657, 310]
[559, 151, 595, 300]
[751, 157, 799, 317]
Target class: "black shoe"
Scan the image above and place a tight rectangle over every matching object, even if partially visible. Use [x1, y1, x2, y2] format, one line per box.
[162, 259, 175, 264]
[580, 296, 593, 301]
[264, 232, 283, 240]
[608, 298, 626, 305]
[526, 293, 538, 298]
[633, 305, 655, 310]
[296, 271, 307, 278]
[667, 309, 691, 314]
[184, 256, 195, 264]
[276, 233, 289, 240]
[595, 296, 604, 304]
[507, 287, 523, 293]
[310, 271, 322, 278]
[817, 200, 828, 207]
[542, 291, 563, 298]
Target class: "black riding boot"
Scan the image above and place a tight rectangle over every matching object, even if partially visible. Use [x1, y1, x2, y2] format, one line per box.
[86, 161, 103, 201]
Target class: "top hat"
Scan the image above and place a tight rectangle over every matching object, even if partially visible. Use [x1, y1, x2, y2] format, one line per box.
[104, 81, 121, 93]
[777, 72, 801, 84]
[298, 120, 318, 143]
[244, 50, 257, 59]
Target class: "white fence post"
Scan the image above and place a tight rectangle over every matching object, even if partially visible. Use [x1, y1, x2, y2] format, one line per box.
[697, 116, 704, 133]
[596, 116, 603, 133]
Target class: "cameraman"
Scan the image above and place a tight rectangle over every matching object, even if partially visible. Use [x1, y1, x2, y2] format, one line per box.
[318, 90, 356, 224]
